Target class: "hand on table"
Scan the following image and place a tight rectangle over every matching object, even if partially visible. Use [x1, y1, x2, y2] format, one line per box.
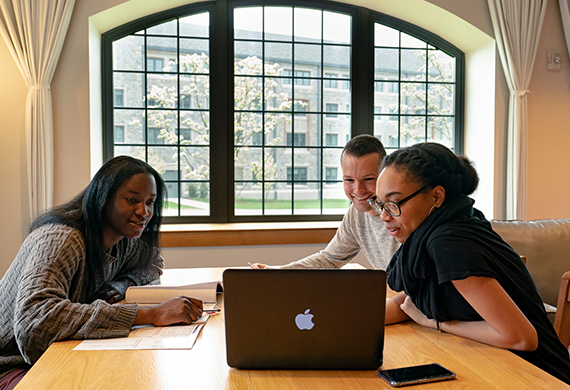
[133, 296, 204, 327]
[400, 295, 438, 330]
[250, 263, 281, 269]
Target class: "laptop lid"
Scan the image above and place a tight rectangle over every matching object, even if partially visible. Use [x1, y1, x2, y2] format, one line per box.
[223, 268, 386, 370]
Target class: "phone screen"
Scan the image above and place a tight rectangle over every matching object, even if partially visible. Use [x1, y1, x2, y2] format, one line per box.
[377, 363, 456, 387]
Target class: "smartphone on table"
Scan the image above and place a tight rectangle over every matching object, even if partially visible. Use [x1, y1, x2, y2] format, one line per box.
[377, 363, 456, 387]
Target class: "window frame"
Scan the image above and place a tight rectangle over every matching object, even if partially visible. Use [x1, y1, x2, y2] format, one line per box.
[102, 0, 464, 224]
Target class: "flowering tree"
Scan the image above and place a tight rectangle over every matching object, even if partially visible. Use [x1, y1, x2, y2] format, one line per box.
[142, 54, 294, 201]
[391, 50, 454, 146]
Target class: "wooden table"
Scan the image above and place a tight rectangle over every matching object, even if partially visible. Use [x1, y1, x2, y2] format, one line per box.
[15, 267, 569, 389]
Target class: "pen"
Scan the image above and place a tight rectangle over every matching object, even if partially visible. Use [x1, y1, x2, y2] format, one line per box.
[203, 308, 221, 313]
[248, 262, 254, 268]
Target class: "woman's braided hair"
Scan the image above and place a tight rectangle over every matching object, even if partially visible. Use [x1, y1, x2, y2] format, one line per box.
[382, 142, 479, 199]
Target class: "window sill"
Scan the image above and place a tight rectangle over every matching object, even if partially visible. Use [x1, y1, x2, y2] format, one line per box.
[159, 221, 340, 247]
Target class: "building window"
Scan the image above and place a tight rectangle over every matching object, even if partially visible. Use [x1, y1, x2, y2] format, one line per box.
[114, 89, 124, 107]
[114, 125, 125, 143]
[180, 94, 191, 109]
[287, 167, 307, 181]
[286, 132, 307, 146]
[325, 103, 338, 118]
[102, 0, 463, 223]
[325, 133, 338, 146]
[283, 69, 311, 86]
[147, 57, 164, 72]
[325, 167, 338, 181]
[324, 73, 337, 88]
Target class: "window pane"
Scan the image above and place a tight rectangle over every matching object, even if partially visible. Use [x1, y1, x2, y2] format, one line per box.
[180, 111, 209, 144]
[114, 72, 144, 108]
[374, 24, 399, 47]
[265, 7, 292, 41]
[181, 182, 210, 216]
[428, 50, 455, 82]
[235, 42, 262, 72]
[114, 109, 145, 143]
[234, 7, 262, 39]
[294, 8, 321, 43]
[147, 19, 177, 36]
[323, 45, 350, 74]
[375, 48, 399, 80]
[294, 44, 322, 78]
[374, 21, 457, 154]
[323, 11, 350, 44]
[180, 12, 209, 38]
[113, 35, 144, 71]
[180, 40, 209, 72]
[108, 11, 211, 218]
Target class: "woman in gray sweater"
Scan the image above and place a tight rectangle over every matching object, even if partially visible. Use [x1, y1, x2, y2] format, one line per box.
[0, 156, 203, 389]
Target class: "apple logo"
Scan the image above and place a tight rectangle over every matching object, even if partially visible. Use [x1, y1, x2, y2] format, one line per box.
[295, 309, 315, 330]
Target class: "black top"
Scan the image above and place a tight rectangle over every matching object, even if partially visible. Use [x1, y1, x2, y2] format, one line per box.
[386, 195, 570, 384]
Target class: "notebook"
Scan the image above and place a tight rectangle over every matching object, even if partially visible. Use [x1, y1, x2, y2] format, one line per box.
[223, 268, 386, 370]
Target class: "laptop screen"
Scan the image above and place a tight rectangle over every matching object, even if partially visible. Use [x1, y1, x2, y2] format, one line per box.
[223, 268, 386, 370]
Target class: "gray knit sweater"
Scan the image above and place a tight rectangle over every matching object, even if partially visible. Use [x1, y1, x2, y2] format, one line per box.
[0, 224, 164, 377]
[282, 204, 400, 270]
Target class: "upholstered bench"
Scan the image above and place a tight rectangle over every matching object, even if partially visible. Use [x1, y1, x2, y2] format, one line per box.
[491, 218, 570, 324]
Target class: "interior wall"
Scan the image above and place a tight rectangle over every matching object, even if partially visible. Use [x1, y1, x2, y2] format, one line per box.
[0, 29, 28, 275]
[1, 0, 570, 276]
[527, 0, 570, 221]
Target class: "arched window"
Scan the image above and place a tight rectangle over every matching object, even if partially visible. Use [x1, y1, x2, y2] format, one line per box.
[102, 0, 463, 223]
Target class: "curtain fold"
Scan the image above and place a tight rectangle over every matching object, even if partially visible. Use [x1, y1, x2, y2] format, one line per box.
[487, 0, 548, 221]
[560, 0, 570, 59]
[0, 0, 75, 217]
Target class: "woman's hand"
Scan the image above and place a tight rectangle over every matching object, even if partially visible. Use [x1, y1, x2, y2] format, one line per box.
[400, 295, 438, 329]
[133, 296, 204, 327]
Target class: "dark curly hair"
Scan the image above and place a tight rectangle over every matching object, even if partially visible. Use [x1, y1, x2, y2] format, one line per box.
[381, 142, 479, 200]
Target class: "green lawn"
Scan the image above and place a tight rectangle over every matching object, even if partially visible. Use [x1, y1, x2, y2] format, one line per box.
[234, 198, 349, 209]
[165, 198, 349, 210]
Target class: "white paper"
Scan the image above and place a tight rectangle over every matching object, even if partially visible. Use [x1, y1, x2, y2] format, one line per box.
[74, 324, 205, 351]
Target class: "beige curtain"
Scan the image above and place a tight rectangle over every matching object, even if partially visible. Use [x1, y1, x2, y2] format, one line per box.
[0, 0, 75, 217]
[560, 0, 570, 58]
[487, 0, 548, 220]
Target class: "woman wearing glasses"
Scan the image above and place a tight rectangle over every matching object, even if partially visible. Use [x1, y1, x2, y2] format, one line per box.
[370, 142, 570, 384]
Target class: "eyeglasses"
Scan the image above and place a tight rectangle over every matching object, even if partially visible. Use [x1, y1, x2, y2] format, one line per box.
[368, 186, 428, 217]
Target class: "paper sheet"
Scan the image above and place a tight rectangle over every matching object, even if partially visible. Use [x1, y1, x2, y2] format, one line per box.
[73, 304, 218, 351]
[74, 324, 205, 350]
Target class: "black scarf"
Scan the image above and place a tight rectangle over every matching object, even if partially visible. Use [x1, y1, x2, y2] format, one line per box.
[386, 194, 491, 320]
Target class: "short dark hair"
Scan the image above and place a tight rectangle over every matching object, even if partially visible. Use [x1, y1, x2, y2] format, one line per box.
[341, 134, 387, 162]
[31, 155, 167, 295]
[382, 142, 479, 199]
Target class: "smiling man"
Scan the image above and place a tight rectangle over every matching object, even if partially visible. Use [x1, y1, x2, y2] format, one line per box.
[253, 134, 399, 270]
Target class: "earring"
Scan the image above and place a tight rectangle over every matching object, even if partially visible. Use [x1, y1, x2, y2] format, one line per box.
[429, 204, 438, 215]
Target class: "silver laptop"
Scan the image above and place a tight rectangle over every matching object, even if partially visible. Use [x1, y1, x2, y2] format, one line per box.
[223, 268, 386, 370]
